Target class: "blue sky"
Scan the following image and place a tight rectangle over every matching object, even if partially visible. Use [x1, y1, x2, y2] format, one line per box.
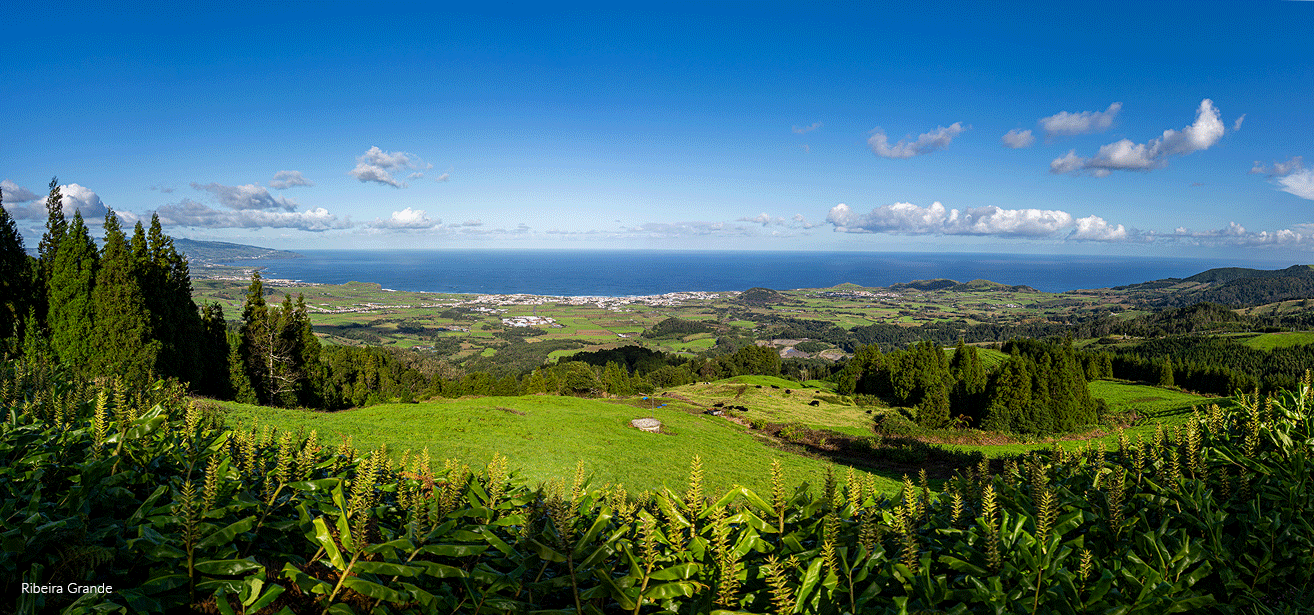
[2, 1, 1312, 261]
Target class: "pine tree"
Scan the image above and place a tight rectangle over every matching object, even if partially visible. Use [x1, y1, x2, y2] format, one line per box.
[950, 342, 988, 425]
[35, 177, 66, 327]
[983, 357, 1032, 433]
[227, 330, 258, 403]
[198, 302, 231, 398]
[1156, 358, 1175, 388]
[0, 187, 34, 346]
[47, 211, 99, 370]
[146, 214, 204, 385]
[237, 273, 316, 406]
[89, 209, 160, 383]
[917, 382, 952, 429]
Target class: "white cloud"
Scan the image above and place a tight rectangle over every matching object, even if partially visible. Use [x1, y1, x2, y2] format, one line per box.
[792, 213, 818, 229]
[1278, 169, 1314, 201]
[1160, 222, 1314, 248]
[1050, 99, 1227, 176]
[826, 201, 1129, 241]
[369, 207, 441, 230]
[436, 172, 451, 182]
[460, 219, 483, 227]
[191, 182, 298, 211]
[1049, 150, 1086, 175]
[1069, 215, 1128, 241]
[1252, 156, 1304, 176]
[1, 179, 39, 203]
[792, 122, 822, 134]
[868, 122, 965, 159]
[626, 221, 754, 238]
[1233, 115, 1245, 131]
[58, 184, 109, 219]
[155, 198, 347, 231]
[1001, 129, 1035, 149]
[1039, 102, 1121, 136]
[149, 184, 176, 194]
[1250, 156, 1313, 201]
[738, 212, 785, 226]
[269, 170, 314, 190]
[348, 146, 432, 188]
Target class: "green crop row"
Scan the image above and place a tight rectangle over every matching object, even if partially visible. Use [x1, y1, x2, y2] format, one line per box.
[2, 355, 1312, 614]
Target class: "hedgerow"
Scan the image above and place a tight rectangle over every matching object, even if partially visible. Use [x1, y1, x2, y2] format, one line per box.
[2, 355, 1312, 613]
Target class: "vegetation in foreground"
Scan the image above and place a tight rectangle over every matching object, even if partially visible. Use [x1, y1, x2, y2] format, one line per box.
[4, 356, 1312, 614]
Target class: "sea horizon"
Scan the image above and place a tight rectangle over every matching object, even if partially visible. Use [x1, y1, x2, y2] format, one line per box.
[223, 249, 1297, 297]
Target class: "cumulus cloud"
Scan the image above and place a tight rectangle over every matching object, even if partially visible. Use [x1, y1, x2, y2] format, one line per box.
[792, 213, 818, 229]
[57, 184, 110, 219]
[460, 219, 483, 227]
[1069, 215, 1128, 241]
[149, 184, 176, 194]
[192, 182, 297, 211]
[1, 180, 39, 203]
[1001, 129, 1035, 149]
[826, 201, 1132, 242]
[269, 170, 314, 190]
[1233, 115, 1245, 132]
[792, 122, 822, 134]
[436, 172, 451, 182]
[1158, 222, 1314, 248]
[868, 122, 965, 159]
[1039, 102, 1121, 137]
[156, 199, 347, 231]
[348, 146, 432, 188]
[1050, 99, 1227, 176]
[368, 207, 441, 230]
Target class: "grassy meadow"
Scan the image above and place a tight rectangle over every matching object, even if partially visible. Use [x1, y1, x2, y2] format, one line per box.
[219, 373, 1212, 497]
[221, 388, 904, 496]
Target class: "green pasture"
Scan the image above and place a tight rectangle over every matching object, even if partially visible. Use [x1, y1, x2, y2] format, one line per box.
[1240, 331, 1314, 351]
[666, 376, 873, 434]
[221, 394, 900, 496]
[945, 380, 1210, 457]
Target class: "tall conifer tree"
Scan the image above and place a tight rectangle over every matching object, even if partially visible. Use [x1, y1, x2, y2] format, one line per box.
[35, 177, 66, 327]
[48, 211, 98, 369]
[90, 209, 159, 383]
[0, 187, 33, 346]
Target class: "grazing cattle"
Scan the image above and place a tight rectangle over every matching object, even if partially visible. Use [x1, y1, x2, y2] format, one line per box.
[713, 402, 724, 407]
[808, 400, 820, 406]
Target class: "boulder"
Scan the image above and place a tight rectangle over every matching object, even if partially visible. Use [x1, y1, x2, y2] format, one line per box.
[631, 418, 662, 433]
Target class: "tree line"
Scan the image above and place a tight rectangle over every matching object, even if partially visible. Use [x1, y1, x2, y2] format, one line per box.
[0, 179, 228, 395]
[834, 339, 1101, 434]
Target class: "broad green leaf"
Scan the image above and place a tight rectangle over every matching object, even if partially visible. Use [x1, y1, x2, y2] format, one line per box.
[196, 517, 255, 549]
[313, 517, 346, 570]
[341, 577, 405, 602]
[418, 543, 489, 557]
[643, 581, 696, 599]
[649, 562, 701, 581]
[352, 561, 419, 577]
[195, 558, 264, 576]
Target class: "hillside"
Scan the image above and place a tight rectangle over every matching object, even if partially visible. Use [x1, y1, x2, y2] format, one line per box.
[173, 238, 302, 266]
[1115, 263, 1314, 308]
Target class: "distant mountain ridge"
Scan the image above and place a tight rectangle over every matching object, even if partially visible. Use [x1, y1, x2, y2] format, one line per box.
[172, 238, 301, 267]
[889, 278, 1038, 293]
[1116, 264, 1314, 307]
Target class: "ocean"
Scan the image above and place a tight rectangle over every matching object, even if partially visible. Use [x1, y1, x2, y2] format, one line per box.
[232, 250, 1292, 296]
